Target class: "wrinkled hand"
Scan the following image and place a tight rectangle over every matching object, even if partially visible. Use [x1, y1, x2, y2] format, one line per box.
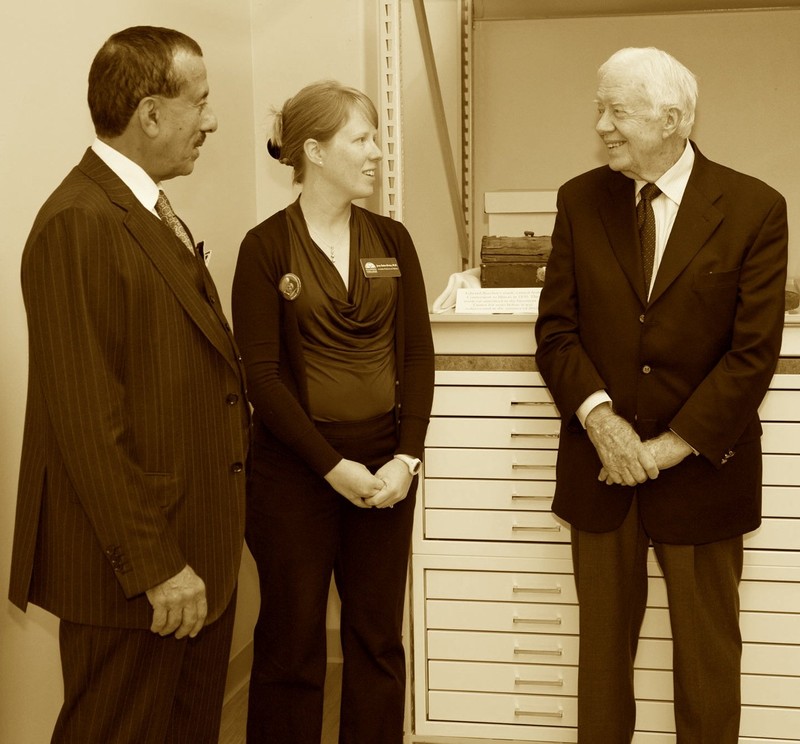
[365, 458, 413, 509]
[644, 431, 693, 471]
[145, 564, 207, 639]
[324, 458, 385, 508]
[586, 403, 659, 486]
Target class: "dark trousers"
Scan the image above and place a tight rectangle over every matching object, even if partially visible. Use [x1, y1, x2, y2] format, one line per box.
[246, 412, 415, 744]
[52, 592, 237, 744]
[572, 495, 743, 744]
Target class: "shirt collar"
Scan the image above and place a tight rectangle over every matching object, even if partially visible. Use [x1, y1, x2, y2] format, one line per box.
[91, 138, 160, 215]
[637, 139, 695, 207]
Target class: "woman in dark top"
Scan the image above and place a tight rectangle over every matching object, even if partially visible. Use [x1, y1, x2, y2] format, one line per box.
[231, 81, 434, 744]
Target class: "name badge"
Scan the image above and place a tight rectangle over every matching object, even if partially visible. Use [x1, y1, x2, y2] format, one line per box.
[360, 257, 401, 278]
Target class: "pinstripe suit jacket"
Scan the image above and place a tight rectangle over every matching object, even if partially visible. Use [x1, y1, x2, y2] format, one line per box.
[9, 148, 250, 628]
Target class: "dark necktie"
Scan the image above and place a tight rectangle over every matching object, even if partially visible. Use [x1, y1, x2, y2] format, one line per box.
[155, 190, 195, 254]
[637, 182, 662, 292]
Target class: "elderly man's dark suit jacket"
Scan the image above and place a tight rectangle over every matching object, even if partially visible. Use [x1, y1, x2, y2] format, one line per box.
[535, 143, 787, 545]
[9, 148, 250, 628]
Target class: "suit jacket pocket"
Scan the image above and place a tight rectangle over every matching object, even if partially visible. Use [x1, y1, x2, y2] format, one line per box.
[693, 266, 741, 290]
[145, 472, 180, 511]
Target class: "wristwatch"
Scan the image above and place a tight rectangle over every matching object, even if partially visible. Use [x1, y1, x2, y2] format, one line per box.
[394, 454, 422, 475]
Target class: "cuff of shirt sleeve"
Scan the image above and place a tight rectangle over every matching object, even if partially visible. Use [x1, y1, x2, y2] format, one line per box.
[576, 390, 612, 428]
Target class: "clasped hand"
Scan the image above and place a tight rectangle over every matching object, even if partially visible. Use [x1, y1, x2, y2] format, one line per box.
[324, 457, 412, 509]
[586, 404, 691, 486]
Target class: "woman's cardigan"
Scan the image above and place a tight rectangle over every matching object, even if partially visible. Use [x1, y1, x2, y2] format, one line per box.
[232, 205, 435, 477]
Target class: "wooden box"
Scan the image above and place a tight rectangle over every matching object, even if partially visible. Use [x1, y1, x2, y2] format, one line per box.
[480, 234, 551, 288]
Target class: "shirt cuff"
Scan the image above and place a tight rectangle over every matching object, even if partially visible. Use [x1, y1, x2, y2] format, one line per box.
[576, 390, 612, 428]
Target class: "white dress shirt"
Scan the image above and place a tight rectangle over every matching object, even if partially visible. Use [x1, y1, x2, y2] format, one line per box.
[91, 138, 160, 215]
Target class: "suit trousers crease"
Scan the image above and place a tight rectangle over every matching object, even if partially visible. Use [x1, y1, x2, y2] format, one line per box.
[245, 411, 413, 744]
[52, 591, 236, 744]
[571, 494, 743, 744]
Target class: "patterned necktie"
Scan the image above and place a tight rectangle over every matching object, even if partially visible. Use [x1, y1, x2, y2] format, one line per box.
[155, 190, 195, 254]
[637, 182, 662, 292]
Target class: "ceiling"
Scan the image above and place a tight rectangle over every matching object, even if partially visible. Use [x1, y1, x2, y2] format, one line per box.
[473, 0, 800, 19]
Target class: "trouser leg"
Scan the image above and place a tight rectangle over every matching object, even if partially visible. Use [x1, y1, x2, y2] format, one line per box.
[335, 481, 416, 744]
[571, 497, 650, 744]
[53, 597, 235, 744]
[653, 535, 743, 744]
[244, 448, 339, 744]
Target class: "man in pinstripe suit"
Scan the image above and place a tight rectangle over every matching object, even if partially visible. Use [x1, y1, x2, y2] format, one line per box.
[8, 27, 249, 743]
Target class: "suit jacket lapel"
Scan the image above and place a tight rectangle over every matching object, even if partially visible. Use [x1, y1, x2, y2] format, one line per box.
[77, 149, 239, 372]
[649, 149, 723, 305]
[598, 173, 649, 305]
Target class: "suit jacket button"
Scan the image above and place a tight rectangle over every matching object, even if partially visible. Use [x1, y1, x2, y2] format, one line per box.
[642, 365, 652, 374]
[639, 314, 645, 323]
[226, 393, 239, 405]
[231, 462, 244, 474]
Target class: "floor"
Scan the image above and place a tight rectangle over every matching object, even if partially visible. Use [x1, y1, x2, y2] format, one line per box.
[218, 661, 343, 744]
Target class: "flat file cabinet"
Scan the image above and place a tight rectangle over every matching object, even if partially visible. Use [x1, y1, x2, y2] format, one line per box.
[409, 352, 800, 744]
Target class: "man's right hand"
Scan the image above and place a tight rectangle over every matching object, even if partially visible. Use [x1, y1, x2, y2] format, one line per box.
[145, 564, 207, 639]
[586, 403, 659, 486]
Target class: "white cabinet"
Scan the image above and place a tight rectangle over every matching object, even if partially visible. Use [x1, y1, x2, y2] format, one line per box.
[409, 320, 800, 743]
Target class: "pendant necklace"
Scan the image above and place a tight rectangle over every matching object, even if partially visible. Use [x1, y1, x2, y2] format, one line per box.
[306, 220, 349, 264]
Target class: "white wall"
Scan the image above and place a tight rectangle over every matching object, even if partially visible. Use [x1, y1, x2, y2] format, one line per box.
[0, 2, 256, 741]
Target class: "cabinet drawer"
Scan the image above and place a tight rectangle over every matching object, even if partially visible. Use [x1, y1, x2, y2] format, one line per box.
[426, 600, 798, 646]
[428, 629, 579, 665]
[761, 422, 800, 453]
[636, 699, 800, 740]
[634, 637, 800, 676]
[427, 599, 579, 634]
[428, 660, 578, 696]
[759, 388, 800, 420]
[424, 478, 555, 510]
[425, 508, 567, 542]
[427, 416, 560, 448]
[640, 608, 800, 644]
[744, 517, 800, 550]
[424, 447, 557, 479]
[762, 486, 800, 517]
[648, 577, 800, 614]
[432, 385, 558, 417]
[428, 630, 800, 676]
[426, 569, 577, 604]
[428, 664, 799, 709]
[633, 669, 800, 708]
[762, 454, 800, 485]
[428, 689, 577, 727]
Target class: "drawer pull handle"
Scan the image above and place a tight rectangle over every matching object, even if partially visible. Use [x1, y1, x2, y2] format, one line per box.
[512, 585, 562, 595]
[513, 615, 562, 626]
[512, 464, 555, 470]
[511, 493, 551, 501]
[514, 707, 564, 719]
[510, 400, 551, 407]
[513, 647, 564, 657]
[510, 432, 559, 439]
[514, 676, 564, 687]
[512, 524, 562, 533]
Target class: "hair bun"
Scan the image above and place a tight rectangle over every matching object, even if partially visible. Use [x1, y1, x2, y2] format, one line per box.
[266, 138, 282, 160]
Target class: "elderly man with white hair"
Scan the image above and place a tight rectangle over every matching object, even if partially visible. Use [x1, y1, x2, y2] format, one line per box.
[536, 47, 788, 742]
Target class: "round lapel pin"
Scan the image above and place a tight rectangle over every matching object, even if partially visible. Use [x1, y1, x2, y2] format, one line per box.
[279, 273, 302, 300]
